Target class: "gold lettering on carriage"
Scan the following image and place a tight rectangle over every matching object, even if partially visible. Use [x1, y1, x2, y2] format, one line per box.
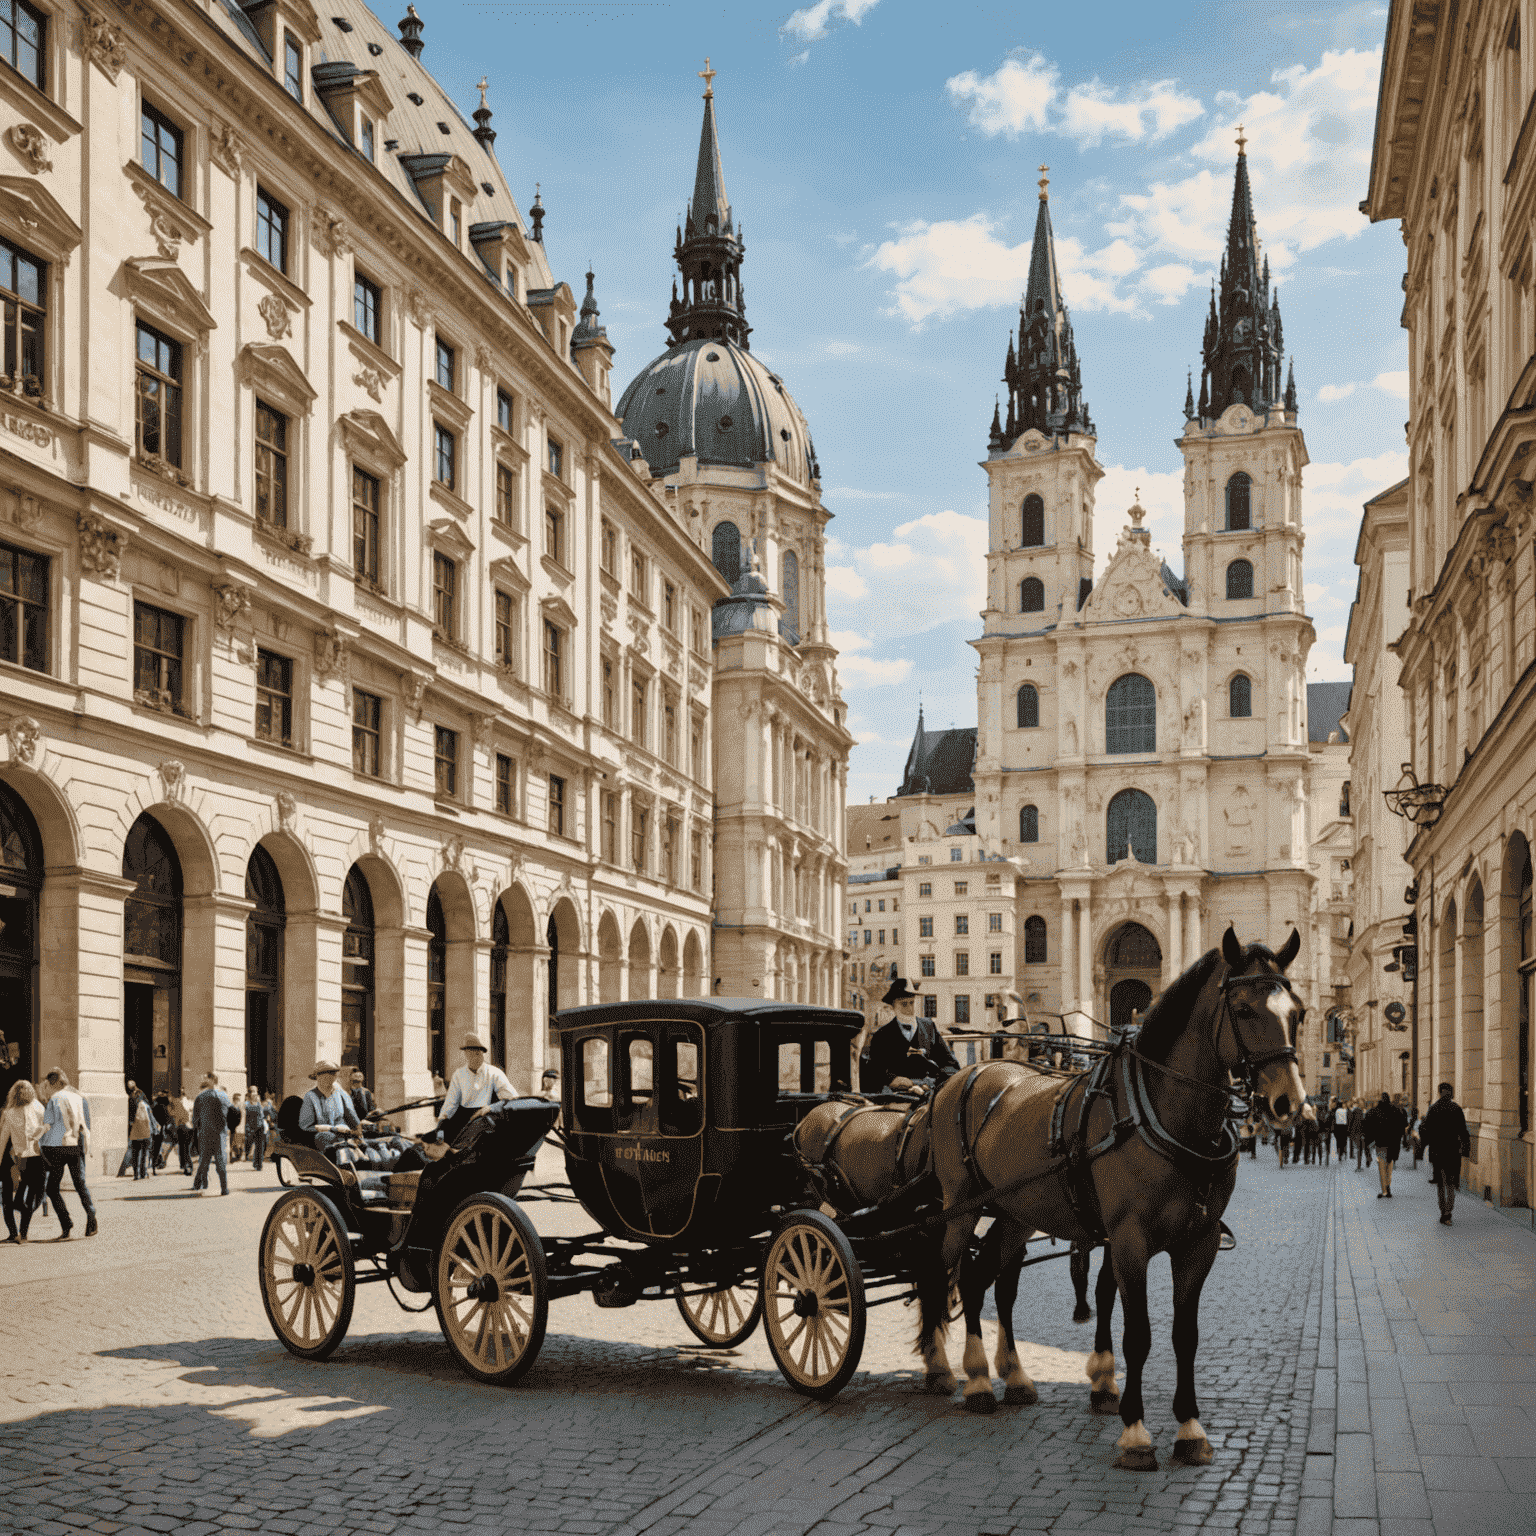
[617, 1144, 670, 1164]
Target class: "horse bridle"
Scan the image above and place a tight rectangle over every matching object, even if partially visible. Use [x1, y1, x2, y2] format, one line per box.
[1217, 971, 1303, 1088]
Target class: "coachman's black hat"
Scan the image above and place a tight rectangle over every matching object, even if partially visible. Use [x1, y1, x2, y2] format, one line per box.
[882, 973, 920, 1005]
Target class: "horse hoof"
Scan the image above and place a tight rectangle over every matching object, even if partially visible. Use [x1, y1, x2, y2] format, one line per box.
[1113, 1447, 1159, 1471]
[1090, 1389, 1121, 1415]
[1172, 1437, 1214, 1466]
[1003, 1384, 1039, 1406]
[962, 1390, 997, 1415]
[1072, 1305, 1093, 1323]
[923, 1373, 957, 1396]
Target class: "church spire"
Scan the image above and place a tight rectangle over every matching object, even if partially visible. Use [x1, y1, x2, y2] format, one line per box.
[990, 168, 1092, 451]
[666, 61, 751, 350]
[1194, 128, 1288, 421]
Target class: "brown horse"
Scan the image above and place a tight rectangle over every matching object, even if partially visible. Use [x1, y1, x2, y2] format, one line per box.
[917, 927, 1307, 1467]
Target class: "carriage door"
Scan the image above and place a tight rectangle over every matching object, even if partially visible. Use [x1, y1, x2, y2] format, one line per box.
[607, 1023, 705, 1238]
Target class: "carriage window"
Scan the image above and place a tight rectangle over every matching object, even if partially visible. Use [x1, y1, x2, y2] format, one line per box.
[778, 1041, 801, 1094]
[662, 1034, 702, 1136]
[628, 1036, 654, 1101]
[812, 1040, 831, 1093]
[777, 1038, 835, 1094]
[581, 1037, 611, 1108]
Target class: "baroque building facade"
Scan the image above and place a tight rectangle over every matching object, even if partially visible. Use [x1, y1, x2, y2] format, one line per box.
[1365, 0, 1536, 1217]
[0, 0, 843, 1147]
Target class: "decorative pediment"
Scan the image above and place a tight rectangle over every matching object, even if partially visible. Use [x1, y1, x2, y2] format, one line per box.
[426, 517, 475, 558]
[1215, 402, 1257, 436]
[489, 555, 530, 592]
[0, 175, 81, 258]
[337, 409, 406, 470]
[540, 593, 580, 629]
[237, 342, 316, 410]
[1012, 429, 1049, 455]
[120, 257, 216, 336]
[1083, 540, 1183, 622]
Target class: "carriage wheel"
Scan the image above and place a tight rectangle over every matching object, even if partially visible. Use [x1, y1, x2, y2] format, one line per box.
[761, 1210, 866, 1400]
[259, 1189, 356, 1361]
[434, 1193, 548, 1386]
[676, 1278, 763, 1347]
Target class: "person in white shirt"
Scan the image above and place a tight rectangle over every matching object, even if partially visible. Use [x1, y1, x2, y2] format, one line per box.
[1, 1080, 46, 1242]
[38, 1070, 97, 1239]
[435, 1036, 519, 1145]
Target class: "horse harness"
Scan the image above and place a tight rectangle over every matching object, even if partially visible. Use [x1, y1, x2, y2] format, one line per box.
[804, 1093, 933, 1211]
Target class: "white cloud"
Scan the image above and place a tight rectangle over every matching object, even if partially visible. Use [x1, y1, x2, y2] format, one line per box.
[1093, 466, 1185, 576]
[947, 54, 1202, 147]
[788, 48, 810, 66]
[825, 565, 868, 600]
[1373, 370, 1409, 399]
[824, 340, 861, 356]
[838, 654, 914, 686]
[782, 0, 880, 43]
[1144, 263, 1197, 302]
[1316, 382, 1358, 402]
[828, 629, 871, 653]
[863, 540, 916, 571]
[825, 485, 903, 500]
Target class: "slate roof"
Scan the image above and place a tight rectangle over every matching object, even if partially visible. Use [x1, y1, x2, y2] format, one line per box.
[897, 710, 977, 797]
[1306, 681, 1353, 743]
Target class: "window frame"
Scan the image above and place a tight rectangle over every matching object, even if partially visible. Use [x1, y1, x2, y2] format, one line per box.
[542, 617, 565, 701]
[493, 588, 517, 673]
[0, 536, 48, 674]
[495, 753, 515, 816]
[548, 774, 566, 837]
[1225, 471, 1252, 531]
[134, 318, 183, 470]
[494, 460, 516, 528]
[253, 646, 295, 748]
[1229, 673, 1253, 719]
[350, 463, 382, 588]
[353, 272, 382, 346]
[0, 0, 46, 91]
[1019, 803, 1039, 843]
[433, 421, 456, 491]
[1016, 683, 1039, 729]
[433, 724, 459, 801]
[1024, 915, 1048, 965]
[351, 686, 382, 778]
[1225, 558, 1255, 600]
[1105, 673, 1157, 755]
[431, 550, 457, 641]
[255, 186, 290, 275]
[434, 333, 456, 393]
[253, 398, 289, 530]
[140, 100, 184, 201]
[282, 31, 303, 100]
[1020, 493, 1045, 547]
[1020, 576, 1045, 613]
[132, 598, 190, 717]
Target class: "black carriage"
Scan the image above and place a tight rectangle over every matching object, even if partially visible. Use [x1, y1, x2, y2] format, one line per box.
[259, 999, 935, 1398]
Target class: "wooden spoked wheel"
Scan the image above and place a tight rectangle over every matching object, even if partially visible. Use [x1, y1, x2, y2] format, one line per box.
[259, 1189, 356, 1361]
[676, 1278, 763, 1347]
[434, 1193, 548, 1386]
[761, 1210, 866, 1400]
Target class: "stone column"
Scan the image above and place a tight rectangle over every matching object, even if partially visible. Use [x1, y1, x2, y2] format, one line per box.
[1078, 891, 1093, 1034]
[181, 891, 255, 1093]
[1059, 891, 1076, 1016]
[281, 909, 348, 1102]
[1166, 888, 1183, 981]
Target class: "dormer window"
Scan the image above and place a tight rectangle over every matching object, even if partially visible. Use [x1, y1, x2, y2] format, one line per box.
[449, 199, 461, 245]
[283, 32, 303, 100]
[361, 118, 375, 161]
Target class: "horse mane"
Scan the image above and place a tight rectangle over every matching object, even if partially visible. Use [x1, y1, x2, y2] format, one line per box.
[1132, 940, 1284, 1059]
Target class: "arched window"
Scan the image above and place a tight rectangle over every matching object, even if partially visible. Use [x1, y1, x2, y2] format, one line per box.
[1229, 673, 1252, 718]
[1105, 673, 1156, 754]
[123, 813, 182, 1094]
[341, 865, 374, 1081]
[490, 903, 508, 1068]
[1107, 788, 1157, 865]
[1226, 472, 1252, 531]
[1021, 494, 1044, 547]
[1024, 915, 1047, 964]
[780, 549, 800, 644]
[711, 520, 741, 585]
[245, 845, 285, 1094]
[427, 887, 447, 1081]
[1016, 683, 1039, 728]
[1020, 577, 1044, 612]
[0, 783, 42, 1085]
[1019, 804, 1039, 843]
[1226, 558, 1254, 599]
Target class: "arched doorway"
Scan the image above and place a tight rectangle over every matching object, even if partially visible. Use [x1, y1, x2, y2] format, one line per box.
[682, 930, 703, 999]
[598, 910, 622, 1002]
[427, 887, 447, 1081]
[497, 885, 538, 1089]
[245, 844, 285, 1094]
[0, 782, 42, 1085]
[1105, 922, 1161, 1034]
[490, 903, 508, 1069]
[547, 897, 581, 1059]
[658, 926, 679, 999]
[628, 919, 651, 1002]
[341, 865, 375, 1084]
[123, 813, 182, 1094]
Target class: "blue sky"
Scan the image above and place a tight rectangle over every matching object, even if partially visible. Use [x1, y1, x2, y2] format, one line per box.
[411, 0, 1406, 804]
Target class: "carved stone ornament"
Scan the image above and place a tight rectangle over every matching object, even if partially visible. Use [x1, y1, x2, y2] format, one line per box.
[159, 759, 186, 803]
[471, 711, 495, 747]
[475, 343, 494, 375]
[77, 513, 123, 580]
[78, 9, 127, 81]
[441, 834, 465, 872]
[318, 213, 352, 259]
[258, 294, 293, 340]
[211, 123, 243, 178]
[1110, 582, 1144, 619]
[275, 791, 296, 831]
[353, 366, 384, 403]
[6, 124, 51, 174]
[403, 674, 428, 720]
[9, 487, 41, 530]
[368, 813, 386, 857]
[406, 290, 431, 327]
[5, 715, 41, 765]
[313, 628, 349, 682]
[211, 583, 251, 631]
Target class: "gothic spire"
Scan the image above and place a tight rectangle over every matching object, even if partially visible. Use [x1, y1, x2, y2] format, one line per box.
[666, 61, 750, 350]
[989, 168, 1092, 451]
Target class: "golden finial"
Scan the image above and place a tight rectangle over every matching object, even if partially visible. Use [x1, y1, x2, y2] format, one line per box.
[476, 76, 489, 110]
[1038, 164, 1050, 201]
[699, 57, 716, 99]
[1236, 122, 1247, 155]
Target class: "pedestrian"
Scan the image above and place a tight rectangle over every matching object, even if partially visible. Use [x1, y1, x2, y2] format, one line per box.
[190, 1074, 233, 1196]
[0, 1041, 24, 1108]
[1331, 1098, 1349, 1163]
[349, 1069, 376, 1124]
[1300, 1103, 1321, 1164]
[38, 1070, 97, 1239]
[127, 1080, 157, 1180]
[1406, 1103, 1422, 1167]
[1362, 1092, 1408, 1198]
[244, 1089, 267, 1172]
[0, 1079, 46, 1243]
[168, 1085, 193, 1174]
[1419, 1081, 1471, 1226]
[151, 1089, 172, 1171]
[1348, 1099, 1370, 1168]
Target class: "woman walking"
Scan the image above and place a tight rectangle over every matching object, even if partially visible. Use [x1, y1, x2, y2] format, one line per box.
[128, 1082, 157, 1180]
[0, 1080, 46, 1242]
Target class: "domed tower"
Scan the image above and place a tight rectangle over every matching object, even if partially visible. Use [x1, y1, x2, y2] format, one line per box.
[615, 64, 854, 1006]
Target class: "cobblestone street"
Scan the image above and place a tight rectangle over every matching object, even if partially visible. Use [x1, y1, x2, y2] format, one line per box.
[2, 1147, 1532, 1536]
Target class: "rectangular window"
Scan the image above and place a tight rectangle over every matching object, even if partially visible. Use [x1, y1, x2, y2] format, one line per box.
[494, 463, 515, 526]
[0, 237, 45, 395]
[988, 913, 1002, 933]
[664, 582, 676, 630]
[691, 829, 703, 890]
[663, 696, 677, 764]
[602, 792, 618, 862]
[256, 187, 289, 273]
[545, 505, 564, 565]
[954, 881, 968, 896]
[663, 818, 677, 884]
[630, 549, 646, 601]
[494, 590, 515, 670]
[919, 916, 933, 938]
[864, 901, 871, 913]
[254, 401, 288, 528]
[877, 930, 885, 946]
[950, 848, 963, 862]
[631, 678, 646, 749]
[632, 805, 648, 871]
[920, 956, 935, 978]
[351, 687, 381, 777]
[495, 753, 514, 815]
[353, 274, 381, 344]
[547, 438, 563, 478]
[923, 995, 937, 1019]
[954, 996, 970, 1026]
[132, 601, 185, 714]
[283, 32, 302, 99]
[548, 775, 565, 836]
[955, 915, 969, 936]
[989, 952, 1003, 975]
[863, 930, 871, 946]
[134, 321, 182, 467]
[351, 466, 380, 583]
[434, 335, 455, 392]
[360, 117, 374, 162]
[690, 716, 703, 781]
[892, 928, 899, 946]
[431, 551, 456, 638]
[254, 648, 293, 747]
[433, 725, 458, 799]
[434, 422, 456, 489]
[919, 882, 931, 897]
[955, 953, 969, 977]
[0, 538, 47, 672]
[600, 521, 617, 574]
[141, 103, 183, 199]
[496, 388, 513, 432]
[449, 199, 461, 245]
[541, 619, 564, 698]
[601, 656, 616, 727]
[877, 900, 886, 913]
[0, 0, 45, 89]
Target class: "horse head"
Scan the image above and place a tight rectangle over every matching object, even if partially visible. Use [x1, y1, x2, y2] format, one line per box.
[1219, 925, 1308, 1128]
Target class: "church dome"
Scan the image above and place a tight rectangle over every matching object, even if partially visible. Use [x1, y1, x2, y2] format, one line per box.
[616, 338, 820, 486]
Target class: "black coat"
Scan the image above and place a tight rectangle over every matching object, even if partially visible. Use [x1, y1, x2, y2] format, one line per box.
[351, 1086, 377, 1121]
[1362, 1101, 1407, 1149]
[1418, 1098, 1470, 1169]
[864, 1016, 960, 1090]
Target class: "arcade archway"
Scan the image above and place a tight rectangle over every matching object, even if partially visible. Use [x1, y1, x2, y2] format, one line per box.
[1105, 921, 1162, 1033]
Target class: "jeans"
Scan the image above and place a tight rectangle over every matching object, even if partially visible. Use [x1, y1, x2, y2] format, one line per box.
[40, 1146, 97, 1231]
[130, 1140, 151, 1179]
[2, 1152, 42, 1238]
[1333, 1126, 1348, 1158]
[193, 1138, 228, 1193]
[248, 1128, 266, 1172]
[1435, 1158, 1460, 1217]
[177, 1125, 194, 1173]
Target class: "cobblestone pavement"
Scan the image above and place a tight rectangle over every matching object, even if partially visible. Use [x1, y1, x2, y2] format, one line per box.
[2, 1144, 1335, 1536]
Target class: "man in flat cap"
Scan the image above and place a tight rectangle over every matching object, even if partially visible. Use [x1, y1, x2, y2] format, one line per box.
[433, 1036, 520, 1147]
[863, 974, 960, 1092]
